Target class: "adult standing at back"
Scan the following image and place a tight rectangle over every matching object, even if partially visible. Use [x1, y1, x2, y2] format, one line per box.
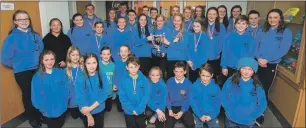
[83, 4, 103, 31]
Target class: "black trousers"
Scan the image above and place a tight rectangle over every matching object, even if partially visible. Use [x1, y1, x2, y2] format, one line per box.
[68, 107, 81, 119]
[14, 69, 42, 121]
[115, 95, 123, 112]
[105, 97, 113, 112]
[166, 60, 183, 80]
[45, 113, 66, 128]
[124, 113, 147, 128]
[207, 58, 221, 79]
[81, 111, 105, 128]
[257, 64, 277, 102]
[189, 67, 200, 83]
[139, 57, 152, 77]
[145, 107, 166, 128]
[166, 106, 195, 128]
[152, 54, 167, 80]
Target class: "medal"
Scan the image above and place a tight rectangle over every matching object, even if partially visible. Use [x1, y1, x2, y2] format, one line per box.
[95, 34, 103, 50]
[208, 24, 215, 40]
[133, 78, 137, 95]
[194, 32, 202, 52]
[180, 90, 185, 95]
[194, 48, 197, 52]
[71, 66, 79, 85]
[133, 90, 136, 94]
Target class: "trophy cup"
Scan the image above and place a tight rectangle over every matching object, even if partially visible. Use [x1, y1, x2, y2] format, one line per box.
[153, 34, 164, 58]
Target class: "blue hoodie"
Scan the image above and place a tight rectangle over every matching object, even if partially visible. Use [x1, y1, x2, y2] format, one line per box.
[119, 71, 151, 115]
[190, 79, 221, 120]
[104, 20, 117, 35]
[131, 26, 153, 57]
[148, 80, 167, 112]
[227, 17, 236, 33]
[1, 28, 44, 73]
[83, 14, 103, 31]
[165, 16, 174, 29]
[67, 26, 93, 56]
[187, 32, 210, 70]
[221, 31, 256, 69]
[117, 11, 128, 19]
[206, 23, 227, 60]
[88, 33, 110, 57]
[108, 28, 133, 60]
[246, 25, 263, 38]
[166, 77, 192, 113]
[256, 27, 292, 64]
[221, 77, 267, 125]
[151, 26, 170, 56]
[75, 71, 110, 115]
[165, 29, 190, 61]
[184, 19, 194, 32]
[67, 66, 83, 108]
[113, 58, 128, 89]
[127, 21, 138, 32]
[31, 68, 69, 118]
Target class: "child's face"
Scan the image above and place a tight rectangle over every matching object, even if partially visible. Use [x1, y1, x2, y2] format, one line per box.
[268, 12, 281, 27]
[109, 10, 116, 20]
[50, 20, 61, 33]
[193, 22, 202, 33]
[240, 67, 254, 80]
[95, 24, 104, 34]
[14, 13, 30, 30]
[120, 5, 127, 13]
[128, 12, 136, 21]
[73, 16, 84, 27]
[199, 70, 213, 85]
[100, 49, 111, 62]
[139, 16, 147, 28]
[150, 69, 161, 83]
[85, 57, 98, 74]
[207, 9, 218, 23]
[126, 63, 139, 76]
[156, 17, 164, 28]
[70, 50, 80, 64]
[86, 6, 95, 16]
[235, 20, 248, 33]
[249, 14, 260, 26]
[119, 46, 130, 59]
[232, 8, 241, 18]
[150, 10, 158, 19]
[117, 18, 126, 29]
[218, 8, 226, 19]
[172, 7, 179, 16]
[173, 15, 182, 29]
[184, 9, 192, 20]
[43, 54, 55, 70]
[174, 67, 186, 81]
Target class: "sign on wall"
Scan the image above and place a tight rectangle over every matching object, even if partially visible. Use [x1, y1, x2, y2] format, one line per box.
[1, 3, 14, 11]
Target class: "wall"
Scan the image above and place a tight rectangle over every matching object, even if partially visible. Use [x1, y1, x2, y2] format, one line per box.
[0, 1, 42, 124]
[92, 1, 106, 20]
[206, 1, 248, 16]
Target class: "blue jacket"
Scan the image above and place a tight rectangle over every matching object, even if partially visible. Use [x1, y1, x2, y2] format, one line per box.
[221, 31, 256, 69]
[67, 66, 83, 108]
[206, 23, 227, 60]
[108, 28, 133, 60]
[117, 11, 128, 19]
[31, 68, 69, 118]
[104, 20, 117, 35]
[165, 30, 190, 61]
[113, 58, 128, 89]
[246, 25, 263, 38]
[227, 17, 236, 33]
[131, 26, 153, 57]
[88, 33, 110, 57]
[67, 26, 93, 56]
[256, 27, 292, 64]
[221, 77, 267, 125]
[151, 26, 170, 56]
[119, 71, 151, 115]
[148, 80, 167, 112]
[187, 32, 210, 70]
[83, 14, 103, 31]
[75, 71, 110, 114]
[166, 77, 192, 113]
[165, 16, 174, 29]
[190, 79, 221, 120]
[1, 28, 44, 73]
[184, 19, 194, 32]
[127, 21, 138, 32]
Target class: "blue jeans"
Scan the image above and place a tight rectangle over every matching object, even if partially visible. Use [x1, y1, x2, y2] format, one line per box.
[225, 116, 253, 128]
[194, 114, 220, 128]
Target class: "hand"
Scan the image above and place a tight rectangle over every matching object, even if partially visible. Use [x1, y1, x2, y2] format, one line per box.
[187, 61, 194, 70]
[81, 107, 92, 115]
[113, 85, 117, 91]
[168, 110, 174, 117]
[222, 69, 228, 76]
[200, 115, 206, 122]
[133, 110, 137, 115]
[205, 116, 211, 122]
[174, 111, 183, 120]
[87, 114, 95, 127]
[162, 37, 170, 45]
[258, 61, 267, 68]
[156, 109, 166, 122]
[58, 61, 66, 67]
[173, 37, 179, 43]
[147, 35, 154, 41]
[149, 116, 157, 123]
[258, 58, 267, 68]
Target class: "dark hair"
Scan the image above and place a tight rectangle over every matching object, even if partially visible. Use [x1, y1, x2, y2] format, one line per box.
[137, 14, 150, 38]
[230, 5, 242, 18]
[235, 15, 249, 24]
[120, 2, 128, 8]
[100, 46, 111, 53]
[127, 9, 136, 15]
[231, 71, 262, 96]
[94, 21, 104, 28]
[199, 63, 214, 76]
[174, 61, 187, 71]
[142, 5, 149, 10]
[49, 18, 64, 34]
[38, 50, 57, 73]
[85, 3, 95, 10]
[192, 18, 204, 32]
[105, 8, 118, 28]
[84, 53, 103, 89]
[70, 13, 83, 34]
[263, 8, 286, 34]
[150, 7, 158, 14]
[119, 44, 132, 57]
[126, 55, 140, 66]
[194, 6, 205, 19]
[248, 10, 260, 17]
[217, 5, 229, 28]
[9, 10, 37, 35]
[204, 7, 221, 33]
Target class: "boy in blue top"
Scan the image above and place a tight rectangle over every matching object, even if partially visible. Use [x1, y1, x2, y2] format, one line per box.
[247, 10, 263, 38]
[119, 55, 151, 128]
[166, 61, 195, 128]
[83, 4, 102, 31]
[190, 64, 221, 128]
[117, 3, 128, 19]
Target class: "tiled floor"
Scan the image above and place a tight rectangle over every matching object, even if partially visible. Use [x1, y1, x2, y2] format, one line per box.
[17, 104, 282, 128]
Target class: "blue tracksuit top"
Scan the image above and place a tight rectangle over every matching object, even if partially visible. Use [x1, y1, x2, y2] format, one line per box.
[67, 26, 93, 56]
[127, 21, 138, 32]
[131, 26, 153, 57]
[165, 16, 174, 29]
[67, 65, 83, 108]
[75, 71, 110, 115]
[187, 32, 210, 70]
[190, 79, 221, 120]
[221, 31, 256, 69]
[83, 14, 103, 31]
[117, 11, 128, 19]
[31, 68, 69, 118]
[256, 27, 292, 64]
[88, 33, 110, 57]
[1, 28, 44, 73]
[151, 26, 170, 56]
[184, 19, 194, 32]
[246, 25, 263, 38]
[119, 71, 151, 115]
[113, 58, 128, 89]
[148, 80, 167, 112]
[166, 77, 192, 113]
[221, 77, 267, 125]
[227, 17, 236, 33]
[108, 28, 133, 60]
[165, 29, 190, 61]
[206, 23, 227, 60]
[104, 20, 117, 35]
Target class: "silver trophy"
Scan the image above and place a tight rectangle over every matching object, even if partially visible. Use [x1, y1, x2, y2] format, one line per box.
[153, 34, 164, 58]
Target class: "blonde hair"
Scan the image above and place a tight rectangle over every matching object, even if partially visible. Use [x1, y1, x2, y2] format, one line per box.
[149, 66, 163, 81]
[65, 46, 84, 79]
[173, 13, 184, 40]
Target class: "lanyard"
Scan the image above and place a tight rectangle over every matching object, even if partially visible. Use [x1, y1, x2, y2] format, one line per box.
[71, 66, 79, 85]
[194, 32, 202, 52]
[95, 34, 103, 49]
[207, 24, 215, 40]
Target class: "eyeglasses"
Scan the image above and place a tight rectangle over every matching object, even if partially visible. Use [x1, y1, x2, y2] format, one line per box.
[15, 18, 30, 22]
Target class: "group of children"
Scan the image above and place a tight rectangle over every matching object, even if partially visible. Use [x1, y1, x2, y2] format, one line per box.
[1, 2, 293, 128]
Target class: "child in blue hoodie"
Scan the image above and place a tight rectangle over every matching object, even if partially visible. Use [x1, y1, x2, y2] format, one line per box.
[65, 46, 84, 119]
[119, 56, 151, 128]
[221, 57, 267, 127]
[166, 61, 195, 128]
[67, 13, 93, 56]
[190, 64, 221, 128]
[247, 10, 263, 38]
[31, 50, 68, 128]
[99, 46, 116, 112]
[127, 9, 138, 32]
[145, 66, 167, 128]
[184, 6, 194, 32]
[75, 53, 110, 128]
[164, 5, 180, 29]
[1, 10, 44, 127]
[221, 15, 256, 78]
[89, 21, 109, 58]
[227, 5, 242, 33]
[104, 8, 117, 35]
[83, 4, 103, 31]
